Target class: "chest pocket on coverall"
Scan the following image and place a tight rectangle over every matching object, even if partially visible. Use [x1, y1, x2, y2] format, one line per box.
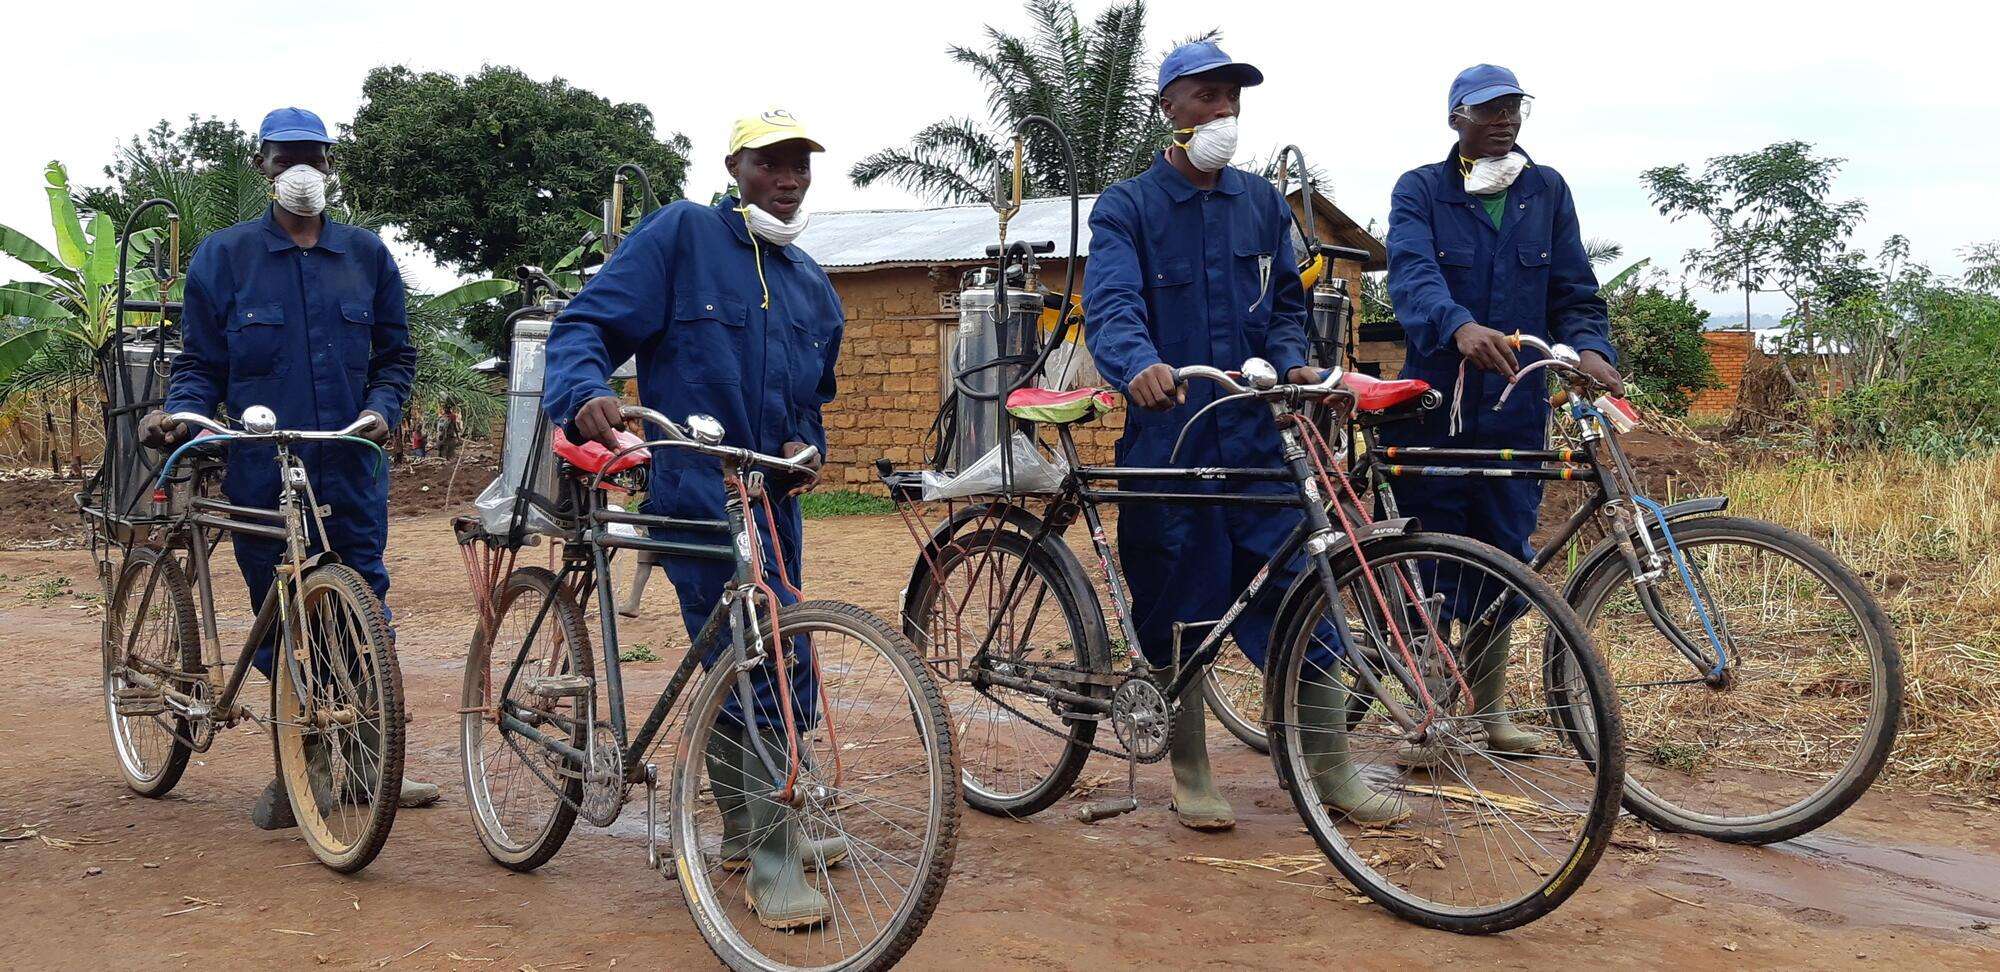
[1145, 256, 1195, 362]
[787, 312, 833, 404]
[227, 305, 288, 380]
[339, 300, 374, 374]
[674, 292, 747, 385]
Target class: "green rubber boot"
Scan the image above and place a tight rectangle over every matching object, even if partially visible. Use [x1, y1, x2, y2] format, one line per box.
[1298, 669, 1410, 825]
[736, 729, 832, 931]
[709, 725, 847, 873]
[1164, 676, 1234, 831]
[1468, 628, 1545, 755]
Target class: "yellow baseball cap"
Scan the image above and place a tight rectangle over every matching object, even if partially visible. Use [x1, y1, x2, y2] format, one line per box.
[727, 109, 826, 154]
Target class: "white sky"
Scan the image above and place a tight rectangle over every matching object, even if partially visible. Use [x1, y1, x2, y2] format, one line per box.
[4, 0, 1993, 321]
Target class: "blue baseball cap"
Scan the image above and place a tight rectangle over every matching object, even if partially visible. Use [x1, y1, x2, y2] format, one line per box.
[1158, 41, 1264, 95]
[257, 107, 335, 145]
[1448, 64, 1529, 111]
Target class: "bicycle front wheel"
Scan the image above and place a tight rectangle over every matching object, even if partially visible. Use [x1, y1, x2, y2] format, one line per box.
[670, 600, 958, 972]
[1267, 532, 1624, 933]
[271, 564, 405, 873]
[1564, 515, 1901, 843]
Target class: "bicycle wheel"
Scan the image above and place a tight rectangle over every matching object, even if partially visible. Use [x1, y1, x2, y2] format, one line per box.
[1267, 532, 1623, 933]
[1562, 515, 1900, 844]
[102, 548, 202, 797]
[461, 567, 590, 871]
[1203, 637, 1270, 753]
[669, 600, 958, 972]
[903, 526, 1109, 817]
[271, 563, 405, 873]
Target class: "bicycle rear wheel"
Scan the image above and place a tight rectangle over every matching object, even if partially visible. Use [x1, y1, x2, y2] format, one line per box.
[670, 600, 958, 972]
[1267, 533, 1623, 933]
[271, 564, 405, 873]
[102, 548, 202, 797]
[461, 567, 589, 871]
[903, 526, 1108, 817]
[1203, 637, 1270, 753]
[1563, 515, 1900, 843]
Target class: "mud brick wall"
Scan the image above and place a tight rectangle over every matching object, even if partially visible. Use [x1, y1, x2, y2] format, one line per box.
[1691, 330, 1754, 415]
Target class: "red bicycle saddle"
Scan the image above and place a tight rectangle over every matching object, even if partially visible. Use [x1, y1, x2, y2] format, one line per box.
[552, 427, 650, 475]
[1338, 372, 1432, 412]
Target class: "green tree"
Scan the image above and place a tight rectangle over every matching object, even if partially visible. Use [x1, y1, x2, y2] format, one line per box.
[852, 0, 1209, 203]
[78, 116, 265, 243]
[1641, 141, 1866, 333]
[339, 65, 689, 282]
[1604, 278, 1719, 415]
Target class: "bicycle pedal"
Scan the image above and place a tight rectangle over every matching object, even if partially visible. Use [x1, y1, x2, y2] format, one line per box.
[113, 687, 168, 717]
[1075, 797, 1138, 824]
[523, 673, 592, 699]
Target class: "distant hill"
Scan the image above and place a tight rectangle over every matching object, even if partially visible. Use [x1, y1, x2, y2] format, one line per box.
[1704, 311, 1786, 331]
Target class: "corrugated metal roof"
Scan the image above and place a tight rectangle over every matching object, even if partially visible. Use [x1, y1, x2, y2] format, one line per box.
[797, 195, 1098, 271]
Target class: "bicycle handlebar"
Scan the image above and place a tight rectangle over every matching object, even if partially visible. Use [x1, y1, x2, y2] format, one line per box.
[1173, 358, 1350, 400]
[154, 410, 386, 490]
[617, 405, 821, 481]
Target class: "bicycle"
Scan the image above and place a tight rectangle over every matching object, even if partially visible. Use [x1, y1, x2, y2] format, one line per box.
[1331, 333, 1898, 845]
[456, 404, 958, 971]
[99, 407, 405, 872]
[884, 358, 1626, 933]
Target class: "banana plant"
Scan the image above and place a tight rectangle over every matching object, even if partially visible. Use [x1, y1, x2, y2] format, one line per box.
[1, 161, 169, 390]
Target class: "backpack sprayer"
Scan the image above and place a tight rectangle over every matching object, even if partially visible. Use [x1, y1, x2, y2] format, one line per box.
[927, 115, 1080, 495]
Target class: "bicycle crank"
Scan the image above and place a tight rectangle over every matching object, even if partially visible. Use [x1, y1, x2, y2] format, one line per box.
[1109, 678, 1171, 763]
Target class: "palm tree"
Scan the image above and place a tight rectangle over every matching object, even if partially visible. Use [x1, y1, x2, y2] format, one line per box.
[851, 0, 1212, 203]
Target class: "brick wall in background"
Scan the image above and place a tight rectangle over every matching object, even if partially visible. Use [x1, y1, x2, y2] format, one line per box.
[821, 257, 1395, 494]
[1691, 330, 1754, 415]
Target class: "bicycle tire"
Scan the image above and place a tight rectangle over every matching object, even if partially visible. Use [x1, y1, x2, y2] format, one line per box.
[461, 566, 589, 871]
[1203, 641, 1270, 753]
[668, 599, 959, 972]
[271, 563, 404, 873]
[1267, 532, 1624, 933]
[903, 526, 1109, 817]
[1562, 514, 1901, 844]
[102, 548, 201, 798]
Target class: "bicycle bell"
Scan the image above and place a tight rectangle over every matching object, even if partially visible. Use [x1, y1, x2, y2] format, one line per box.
[1242, 357, 1278, 390]
[243, 405, 277, 434]
[686, 413, 725, 445]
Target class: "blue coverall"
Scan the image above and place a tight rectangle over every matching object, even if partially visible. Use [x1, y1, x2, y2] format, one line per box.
[1384, 147, 1613, 616]
[165, 206, 413, 673]
[1083, 155, 1310, 670]
[541, 196, 843, 730]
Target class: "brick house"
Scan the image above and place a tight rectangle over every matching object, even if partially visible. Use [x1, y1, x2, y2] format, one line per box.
[1690, 330, 1756, 415]
[796, 190, 1389, 492]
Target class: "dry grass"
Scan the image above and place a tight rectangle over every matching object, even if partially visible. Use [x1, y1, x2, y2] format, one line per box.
[1719, 450, 2000, 796]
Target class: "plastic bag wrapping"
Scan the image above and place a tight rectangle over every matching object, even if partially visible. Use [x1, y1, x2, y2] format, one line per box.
[1037, 335, 1103, 393]
[474, 474, 561, 538]
[921, 431, 1067, 500]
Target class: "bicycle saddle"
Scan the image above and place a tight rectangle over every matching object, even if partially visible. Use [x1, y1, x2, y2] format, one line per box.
[1338, 372, 1432, 412]
[552, 427, 651, 475]
[1005, 387, 1118, 424]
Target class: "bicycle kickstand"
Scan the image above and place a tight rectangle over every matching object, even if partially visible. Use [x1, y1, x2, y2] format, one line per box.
[645, 762, 676, 881]
[1075, 719, 1140, 824]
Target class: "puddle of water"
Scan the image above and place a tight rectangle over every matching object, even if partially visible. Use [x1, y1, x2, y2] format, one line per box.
[1661, 829, 2000, 933]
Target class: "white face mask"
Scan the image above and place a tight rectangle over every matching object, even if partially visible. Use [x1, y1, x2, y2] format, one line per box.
[740, 201, 809, 247]
[273, 164, 330, 217]
[1463, 151, 1528, 196]
[1173, 116, 1239, 173]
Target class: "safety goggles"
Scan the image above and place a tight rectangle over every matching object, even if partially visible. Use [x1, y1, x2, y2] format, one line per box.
[1453, 95, 1533, 125]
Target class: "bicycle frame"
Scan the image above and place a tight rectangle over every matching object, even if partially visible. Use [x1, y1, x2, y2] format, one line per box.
[117, 436, 357, 741]
[1350, 371, 1736, 684]
[897, 386, 1455, 744]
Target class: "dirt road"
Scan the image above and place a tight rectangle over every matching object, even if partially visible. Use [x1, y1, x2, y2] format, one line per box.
[3, 511, 1997, 970]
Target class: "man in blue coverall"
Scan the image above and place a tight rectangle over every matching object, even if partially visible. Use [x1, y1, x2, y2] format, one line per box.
[1384, 65, 1623, 755]
[1084, 42, 1408, 830]
[541, 110, 845, 931]
[140, 107, 440, 828]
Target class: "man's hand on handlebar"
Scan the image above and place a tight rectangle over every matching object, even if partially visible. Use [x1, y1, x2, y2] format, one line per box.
[138, 409, 190, 449]
[780, 441, 822, 472]
[1453, 322, 1519, 378]
[1128, 362, 1185, 411]
[1286, 366, 1324, 386]
[574, 395, 629, 447]
[1577, 350, 1625, 396]
[354, 410, 390, 444]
